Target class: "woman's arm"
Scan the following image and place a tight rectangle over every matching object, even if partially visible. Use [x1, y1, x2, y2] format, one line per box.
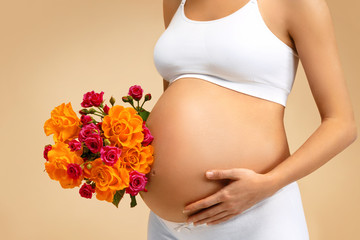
[183, 0, 357, 226]
[265, 0, 357, 190]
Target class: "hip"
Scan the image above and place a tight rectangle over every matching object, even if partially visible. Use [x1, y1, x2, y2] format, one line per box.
[147, 181, 309, 240]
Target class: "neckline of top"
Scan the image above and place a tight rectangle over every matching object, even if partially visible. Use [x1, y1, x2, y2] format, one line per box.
[181, 0, 254, 24]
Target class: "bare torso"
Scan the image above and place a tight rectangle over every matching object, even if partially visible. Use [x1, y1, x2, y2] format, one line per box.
[140, 0, 297, 222]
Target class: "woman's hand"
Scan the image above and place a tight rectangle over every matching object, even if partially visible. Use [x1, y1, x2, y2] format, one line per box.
[182, 168, 280, 226]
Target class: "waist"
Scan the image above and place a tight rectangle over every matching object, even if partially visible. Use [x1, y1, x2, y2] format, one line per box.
[147, 77, 289, 174]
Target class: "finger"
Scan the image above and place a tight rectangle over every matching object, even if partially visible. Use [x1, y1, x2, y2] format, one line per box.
[206, 213, 237, 226]
[193, 210, 229, 226]
[183, 192, 223, 212]
[206, 169, 242, 180]
[187, 202, 225, 224]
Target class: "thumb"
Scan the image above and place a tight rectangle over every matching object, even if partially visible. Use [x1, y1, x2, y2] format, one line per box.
[206, 169, 243, 180]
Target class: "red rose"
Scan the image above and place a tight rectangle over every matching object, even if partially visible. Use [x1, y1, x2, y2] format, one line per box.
[100, 145, 121, 166]
[67, 163, 83, 179]
[80, 115, 92, 125]
[84, 134, 103, 153]
[141, 123, 154, 146]
[128, 85, 143, 101]
[79, 183, 95, 199]
[43, 144, 52, 161]
[78, 123, 100, 142]
[81, 91, 104, 108]
[125, 170, 148, 196]
[68, 139, 82, 151]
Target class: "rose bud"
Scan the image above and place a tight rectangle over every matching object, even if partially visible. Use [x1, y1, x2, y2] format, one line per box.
[86, 163, 92, 170]
[144, 93, 152, 101]
[122, 96, 129, 103]
[110, 96, 116, 106]
[103, 104, 110, 114]
[104, 138, 111, 146]
[79, 109, 89, 115]
[128, 85, 143, 101]
[88, 108, 96, 114]
[43, 144, 52, 161]
[127, 96, 134, 104]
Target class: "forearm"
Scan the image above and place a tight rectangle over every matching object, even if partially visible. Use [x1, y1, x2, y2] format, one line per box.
[266, 118, 357, 190]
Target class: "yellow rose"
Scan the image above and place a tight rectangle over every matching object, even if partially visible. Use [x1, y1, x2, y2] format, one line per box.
[102, 105, 144, 148]
[117, 142, 154, 174]
[45, 142, 84, 188]
[44, 102, 81, 143]
[86, 158, 129, 202]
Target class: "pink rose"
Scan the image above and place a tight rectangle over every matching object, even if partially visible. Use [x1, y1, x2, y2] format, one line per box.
[81, 91, 104, 108]
[43, 144, 52, 161]
[80, 115, 92, 125]
[84, 134, 103, 153]
[67, 163, 83, 179]
[68, 139, 82, 151]
[128, 85, 143, 101]
[141, 122, 154, 146]
[103, 104, 110, 114]
[78, 123, 100, 142]
[96, 122, 102, 130]
[125, 170, 148, 196]
[79, 183, 95, 199]
[100, 146, 121, 166]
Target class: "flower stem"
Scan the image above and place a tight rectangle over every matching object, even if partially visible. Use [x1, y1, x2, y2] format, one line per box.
[92, 113, 104, 118]
[97, 107, 105, 115]
[140, 99, 145, 109]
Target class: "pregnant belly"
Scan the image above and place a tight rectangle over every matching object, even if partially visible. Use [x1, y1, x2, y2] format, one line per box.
[139, 78, 290, 222]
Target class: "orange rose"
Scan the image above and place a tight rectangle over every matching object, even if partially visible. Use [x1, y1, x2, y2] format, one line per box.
[45, 142, 84, 188]
[102, 105, 144, 148]
[86, 158, 129, 202]
[118, 142, 154, 174]
[44, 102, 81, 143]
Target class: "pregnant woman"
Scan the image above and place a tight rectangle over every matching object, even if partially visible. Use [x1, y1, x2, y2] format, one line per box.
[140, 0, 357, 239]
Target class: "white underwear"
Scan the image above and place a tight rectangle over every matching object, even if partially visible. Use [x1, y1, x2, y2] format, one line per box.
[147, 181, 309, 240]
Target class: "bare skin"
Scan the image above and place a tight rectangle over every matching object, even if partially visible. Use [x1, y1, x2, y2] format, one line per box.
[139, 0, 357, 225]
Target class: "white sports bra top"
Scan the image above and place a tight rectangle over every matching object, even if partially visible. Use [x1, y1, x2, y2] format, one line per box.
[153, 0, 299, 107]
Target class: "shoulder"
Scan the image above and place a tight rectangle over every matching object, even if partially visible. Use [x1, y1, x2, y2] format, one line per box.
[163, 0, 182, 29]
[282, 0, 334, 40]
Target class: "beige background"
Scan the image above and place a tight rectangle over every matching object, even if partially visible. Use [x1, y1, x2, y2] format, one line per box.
[0, 0, 359, 239]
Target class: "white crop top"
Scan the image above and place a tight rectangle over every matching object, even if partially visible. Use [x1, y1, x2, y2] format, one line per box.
[153, 0, 299, 107]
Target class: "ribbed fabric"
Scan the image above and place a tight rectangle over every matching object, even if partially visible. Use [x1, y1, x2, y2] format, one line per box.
[153, 0, 299, 107]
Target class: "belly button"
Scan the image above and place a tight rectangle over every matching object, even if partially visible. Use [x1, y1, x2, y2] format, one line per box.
[151, 169, 156, 176]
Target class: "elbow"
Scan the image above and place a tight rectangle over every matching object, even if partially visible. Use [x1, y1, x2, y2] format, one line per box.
[343, 119, 358, 144]
[349, 121, 358, 143]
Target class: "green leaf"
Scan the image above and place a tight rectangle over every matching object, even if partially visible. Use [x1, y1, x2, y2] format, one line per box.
[112, 189, 126, 208]
[138, 110, 150, 122]
[130, 194, 137, 208]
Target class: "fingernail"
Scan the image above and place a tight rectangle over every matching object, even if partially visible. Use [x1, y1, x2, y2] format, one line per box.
[206, 171, 214, 177]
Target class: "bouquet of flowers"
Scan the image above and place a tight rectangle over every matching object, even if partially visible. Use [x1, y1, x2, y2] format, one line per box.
[43, 85, 154, 208]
